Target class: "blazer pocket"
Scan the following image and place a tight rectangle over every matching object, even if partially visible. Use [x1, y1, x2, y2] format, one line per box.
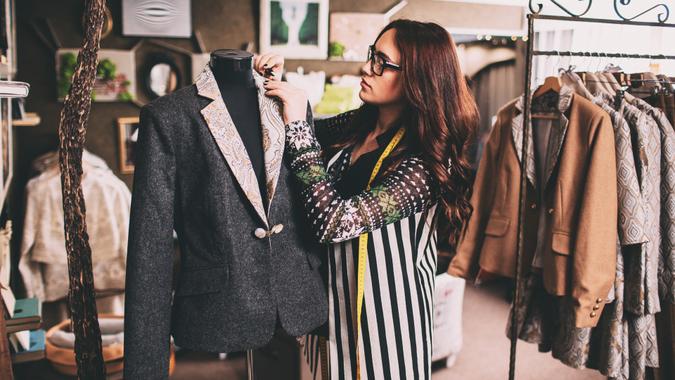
[485, 216, 510, 237]
[175, 266, 227, 297]
[551, 232, 571, 256]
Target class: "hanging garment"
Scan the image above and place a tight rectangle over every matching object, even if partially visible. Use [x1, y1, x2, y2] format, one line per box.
[621, 102, 662, 316]
[630, 97, 675, 304]
[18, 155, 130, 303]
[448, 86, 618, 328]
[124, 65, 328, 379]
[506, 88, 663, 380]
[284, 112, 440, 380]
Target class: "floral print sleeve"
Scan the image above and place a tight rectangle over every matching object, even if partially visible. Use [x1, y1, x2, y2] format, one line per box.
[285, 119, 439, 244]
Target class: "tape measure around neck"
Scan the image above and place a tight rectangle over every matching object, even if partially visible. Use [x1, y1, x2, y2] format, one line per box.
[355, 127, 405, 379]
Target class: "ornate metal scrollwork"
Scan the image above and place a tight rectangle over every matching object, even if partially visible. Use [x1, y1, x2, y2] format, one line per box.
[613, 0, 670, 23]
[529, 0, 593, 17]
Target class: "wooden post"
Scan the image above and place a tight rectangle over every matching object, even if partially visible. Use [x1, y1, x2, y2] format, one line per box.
[57, 0, 106, 378]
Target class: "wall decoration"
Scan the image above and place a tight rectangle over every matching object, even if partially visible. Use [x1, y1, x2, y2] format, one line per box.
[117, 117, 140, 174]
[56, 49, 135, 102]
[260, 0, 329, 60]
[329, 13, 389, 61]
[141, 53, 181, 100]
[122, 0, 192, 38]
[0, 0, 16, 77]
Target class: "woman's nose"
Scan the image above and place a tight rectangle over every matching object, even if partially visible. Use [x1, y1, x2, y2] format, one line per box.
[360, 61, 372, 76]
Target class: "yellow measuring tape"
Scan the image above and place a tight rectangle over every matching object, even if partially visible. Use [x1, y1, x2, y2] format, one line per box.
[354, 127, 405, 379]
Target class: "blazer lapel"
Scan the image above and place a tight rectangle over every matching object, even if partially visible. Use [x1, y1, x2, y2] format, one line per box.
[511, 86, 574, 189]
[543, 86, 573, 186]
[196, 66, 269, 227]
[253, 71, 285, 210]
[511, 96, 537, 188]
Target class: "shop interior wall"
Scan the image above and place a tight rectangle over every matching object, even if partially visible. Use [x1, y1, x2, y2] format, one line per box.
[9, 0, 521, 294]
[7, 0, 404, 296]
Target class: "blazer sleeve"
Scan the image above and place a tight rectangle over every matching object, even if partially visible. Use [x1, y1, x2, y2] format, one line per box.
[285, 119, 438, 244]
[572, 111, 618, 328]
[447, 111, 504, 279]
[124, 104, 176, 379]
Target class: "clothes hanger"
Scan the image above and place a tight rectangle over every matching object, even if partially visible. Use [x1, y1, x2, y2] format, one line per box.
[531, 75, 562, 120]
[560, 68, 593, 100]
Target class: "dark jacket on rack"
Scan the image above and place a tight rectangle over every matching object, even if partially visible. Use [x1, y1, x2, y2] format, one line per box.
[448, 87, 618, 328]
[123, 66, 327, 379]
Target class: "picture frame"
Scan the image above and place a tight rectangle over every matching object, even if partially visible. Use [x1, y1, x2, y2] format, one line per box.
[259, 0, 329, 60]
[56, 49, 136, 102]
[122, 0, 192, 38]
[117, 117, 140, 174]
[329, 12, 389, 61]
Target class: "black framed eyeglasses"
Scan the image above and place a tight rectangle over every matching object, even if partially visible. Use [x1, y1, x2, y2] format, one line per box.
[367, 45, 401, 76]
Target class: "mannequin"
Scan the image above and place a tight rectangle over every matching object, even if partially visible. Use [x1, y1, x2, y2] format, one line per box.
[210, 49, 267, 205]
[124, 46, 327, 379]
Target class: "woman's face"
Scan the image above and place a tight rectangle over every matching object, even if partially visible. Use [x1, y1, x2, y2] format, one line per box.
[359, 29, 404, 106]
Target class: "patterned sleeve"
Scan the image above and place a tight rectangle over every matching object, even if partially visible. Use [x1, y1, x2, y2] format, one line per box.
[313, 110, 358, 147]
[285, 119, 438, 244]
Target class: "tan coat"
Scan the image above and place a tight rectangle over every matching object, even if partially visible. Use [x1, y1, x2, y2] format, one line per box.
[448, 89, 618, 328]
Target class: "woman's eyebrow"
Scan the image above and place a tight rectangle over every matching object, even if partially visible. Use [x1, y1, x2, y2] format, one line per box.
[374, 47, 393, 61]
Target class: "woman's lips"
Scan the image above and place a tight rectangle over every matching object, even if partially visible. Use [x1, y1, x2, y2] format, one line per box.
[360, 79, 371, 89]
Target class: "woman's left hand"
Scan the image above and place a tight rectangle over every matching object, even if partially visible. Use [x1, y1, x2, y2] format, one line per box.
[263, 80, 308, 125]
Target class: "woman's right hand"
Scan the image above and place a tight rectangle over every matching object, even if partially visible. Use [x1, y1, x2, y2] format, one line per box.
[253, 53, 284, 81]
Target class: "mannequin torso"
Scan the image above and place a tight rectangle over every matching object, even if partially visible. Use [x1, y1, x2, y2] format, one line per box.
[210, 49, 267, 206]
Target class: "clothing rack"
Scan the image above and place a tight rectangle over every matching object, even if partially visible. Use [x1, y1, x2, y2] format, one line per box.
[511, 2, 675, 380]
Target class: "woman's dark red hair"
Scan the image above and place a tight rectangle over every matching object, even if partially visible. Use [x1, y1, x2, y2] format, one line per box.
[334, 19, 479, 249]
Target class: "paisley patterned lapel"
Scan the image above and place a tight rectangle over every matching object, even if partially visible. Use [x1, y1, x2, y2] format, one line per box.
[195, 65, 268, 227]
[512, 96, 538, 188]
[511, 86, 574, 189]
[252, 71, 285, 210]
[543, 86, 573, 186]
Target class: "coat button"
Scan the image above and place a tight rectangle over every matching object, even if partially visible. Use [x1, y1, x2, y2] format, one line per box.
[590, 311, 597, 318]
[530, 203, 537, 209]
[596, 298, 603, 303]
[271, 224, 284, 234]
[548, 208, 554, 214]
[254, 228, 268, 239]
[593, 305, 600, 310]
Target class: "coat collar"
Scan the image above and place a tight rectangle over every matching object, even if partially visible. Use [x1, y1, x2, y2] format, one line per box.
[511, 85, 573, 188]
[195, 64, 286, 227]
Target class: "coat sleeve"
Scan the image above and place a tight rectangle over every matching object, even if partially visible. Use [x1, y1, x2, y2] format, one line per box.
[124, 104, 176, 379]
[447, 111, 504, 279]
[285, 119, 438, 244]
[572, 112, 618, 328]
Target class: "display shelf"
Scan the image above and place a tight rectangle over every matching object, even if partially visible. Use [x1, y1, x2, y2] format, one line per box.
[13, 112, 40, 127]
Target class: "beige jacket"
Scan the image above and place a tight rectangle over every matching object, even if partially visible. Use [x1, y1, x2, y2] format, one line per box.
[448, 88, 618, 328]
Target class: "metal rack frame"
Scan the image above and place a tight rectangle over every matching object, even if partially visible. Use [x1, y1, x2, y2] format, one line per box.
[510, 1, 675, 379]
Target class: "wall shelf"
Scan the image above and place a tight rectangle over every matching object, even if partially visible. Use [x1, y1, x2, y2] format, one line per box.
[13, 113, 40, 127]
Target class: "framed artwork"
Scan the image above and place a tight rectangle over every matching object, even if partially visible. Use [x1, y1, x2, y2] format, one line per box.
[0, 98, 11, 206]
[122, 0, 191, 38]
[56, 49, 136, 102]
[117, 117, 140, 174]
[329, 13, 389, 61]
[260, 0, 329, 60]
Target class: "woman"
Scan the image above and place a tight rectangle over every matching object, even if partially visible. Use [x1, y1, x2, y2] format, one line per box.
[257, 19, 478, 379]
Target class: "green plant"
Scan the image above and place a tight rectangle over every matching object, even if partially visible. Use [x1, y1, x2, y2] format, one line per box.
[329, 42, 346, 58]
[97, 58, 117, 80]
[57, 52, 78, 98]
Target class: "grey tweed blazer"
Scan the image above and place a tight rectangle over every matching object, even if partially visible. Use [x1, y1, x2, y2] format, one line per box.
[123, 66, 327, 379]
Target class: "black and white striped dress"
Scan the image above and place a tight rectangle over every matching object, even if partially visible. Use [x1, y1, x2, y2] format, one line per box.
[285, 112, 440, 380]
